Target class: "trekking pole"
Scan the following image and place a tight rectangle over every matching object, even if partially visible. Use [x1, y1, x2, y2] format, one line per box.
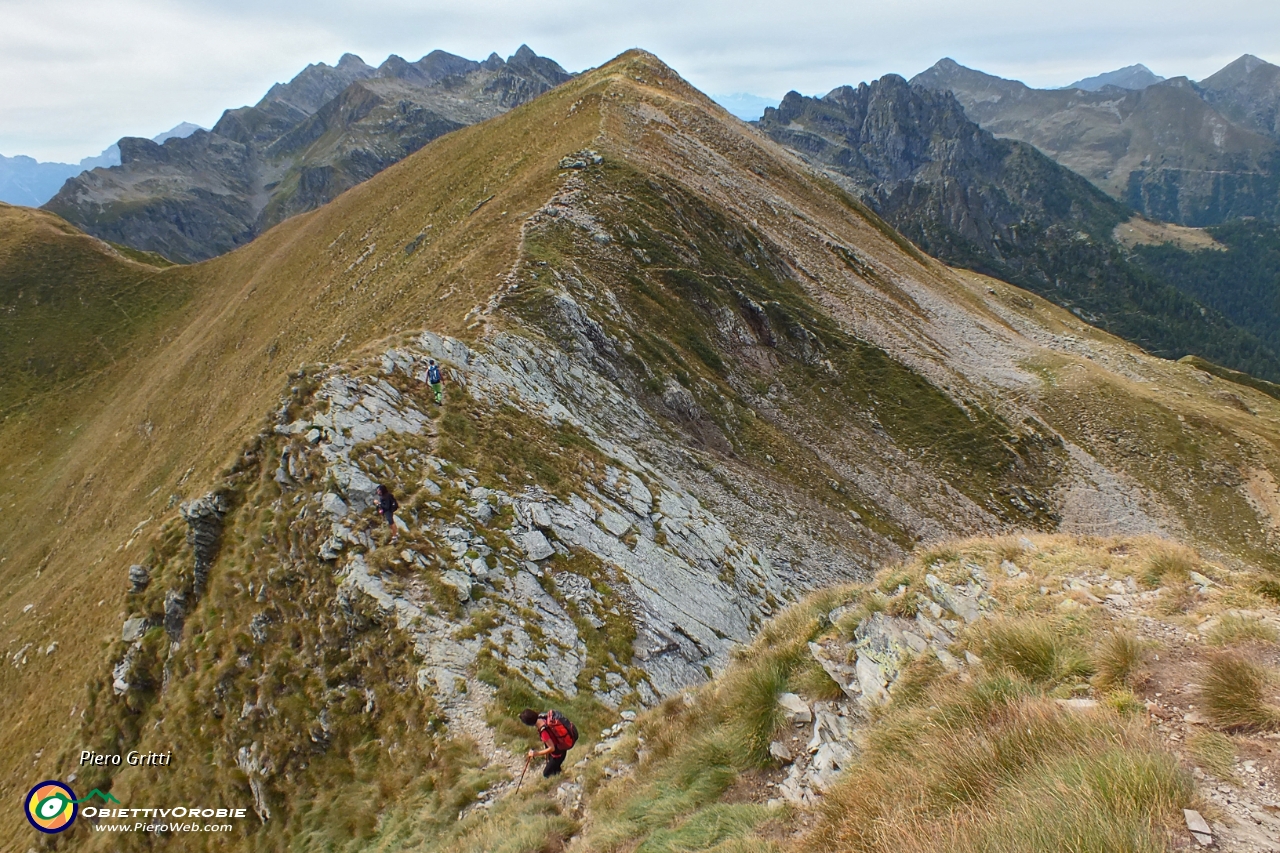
[516, 753, 531, 793]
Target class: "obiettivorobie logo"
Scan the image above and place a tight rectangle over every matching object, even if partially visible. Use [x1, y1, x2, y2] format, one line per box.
[24, 781, 119, 833]
[24, 780, 247, 835]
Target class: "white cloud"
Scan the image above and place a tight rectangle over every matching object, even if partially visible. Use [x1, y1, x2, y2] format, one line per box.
[2, 0, 1277, 162]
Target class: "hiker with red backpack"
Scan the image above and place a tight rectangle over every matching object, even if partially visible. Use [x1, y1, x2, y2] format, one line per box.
[519, 708, 578, 778]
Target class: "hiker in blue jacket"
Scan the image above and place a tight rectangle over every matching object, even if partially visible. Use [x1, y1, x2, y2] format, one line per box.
[425, 359, 444, 405]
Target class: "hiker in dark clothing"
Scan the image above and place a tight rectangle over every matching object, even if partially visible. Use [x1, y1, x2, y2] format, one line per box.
[375, 484, 399, 541]
[425, 359, 444, 405]
[519, 708, 578, 778]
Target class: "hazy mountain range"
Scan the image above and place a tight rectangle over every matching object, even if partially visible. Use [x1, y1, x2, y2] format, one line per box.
[42, 47, 570, 261]
[1064, 63, 1165, 91]
[15, 49, 1280, 385]
[754, 75, 1280, 382]
[0, 122, 201, 207]
[913, 55, 1280, 225]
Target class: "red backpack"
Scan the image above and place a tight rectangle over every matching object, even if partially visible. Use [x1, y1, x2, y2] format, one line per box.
[543, 710, 578, 752]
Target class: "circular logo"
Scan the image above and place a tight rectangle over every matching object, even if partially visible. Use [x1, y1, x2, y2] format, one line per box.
[25, 781, 77, 834]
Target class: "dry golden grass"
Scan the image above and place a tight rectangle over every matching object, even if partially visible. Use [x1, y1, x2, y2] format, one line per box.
[1200, 653, 1280, 732]
[1188, 730, 1238, 780]
[806, 680, 1192, 853]
[1092, 630, 1146, 690]
[1205, 613, 1279, 646]
[1112, 216, 1225, 251]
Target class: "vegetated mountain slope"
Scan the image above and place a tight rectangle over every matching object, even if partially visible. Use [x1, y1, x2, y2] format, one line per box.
[1133, 219, 1280, 360]
[0, 203, 187, 412]
[1066, 63, 1165, 91]
[1, 50, 1278, 852]
[913, 58, 1280, 226]
[756, 77, 1280, 382]
[550, 535, 1280, 853]
[42, 46, 571, 262]
[1199, 55, 1280, 139]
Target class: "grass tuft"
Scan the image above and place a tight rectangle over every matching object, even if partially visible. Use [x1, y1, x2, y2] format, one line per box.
[1092, 630, 1146, 690]
[1141, 546, 1197, 588]
[1188, 730, 1238, 780]
[976, 618, 1093, 685]
[1205, 613, 1279, 647]
[1200, 653, 1280, 731]
[806, 678, 1192, 853]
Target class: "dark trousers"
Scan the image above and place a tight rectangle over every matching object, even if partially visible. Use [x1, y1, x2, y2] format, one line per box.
[543, 752, 565, 777]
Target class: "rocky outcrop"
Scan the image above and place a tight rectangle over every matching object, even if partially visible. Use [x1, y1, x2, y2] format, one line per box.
[773, 562, 998, 805]
[290, 336, 787, 707]
[128, 564, 151, 594]
[180, 492, 228, 597]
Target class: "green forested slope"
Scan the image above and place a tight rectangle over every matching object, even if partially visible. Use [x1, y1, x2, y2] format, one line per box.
[1134, 219, 1280, 371]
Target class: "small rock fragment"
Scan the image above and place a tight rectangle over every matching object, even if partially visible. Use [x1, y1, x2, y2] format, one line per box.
[778, 692, 813, 724]
[1055, 698, 1100, 711]
[1183, 808, 1212, 845]
[521, 530, 555, 561]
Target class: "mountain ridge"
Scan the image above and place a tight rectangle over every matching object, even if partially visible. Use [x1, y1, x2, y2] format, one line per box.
[756, 74, 1280, 382]
[912, 56, 1280, 226]
[1, 49, 1277, 852]
[0, 123, 200, 207]
[42, 46, 572, 262]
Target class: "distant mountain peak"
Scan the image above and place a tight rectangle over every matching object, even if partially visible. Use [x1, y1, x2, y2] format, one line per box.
[1065, 64, 1164, 92]
[1199, 53, 1279, 89]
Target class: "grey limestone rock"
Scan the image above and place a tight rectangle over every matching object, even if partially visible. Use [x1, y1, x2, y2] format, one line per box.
[778, 692, 813, 724]
[441, 571, 474, 602]
[598, 508, 632, 537]
[924, 573, 990, 623]
[522, 530, 555, 561]
[121, 616, 148, 642]
[180, 492, 228, 598]
[529, 502, 553, 529]
[112, 645, 139, 695]
[128, 564, 151, 594]
[321, 492, 349, 518]
[164, 589, 187, 641]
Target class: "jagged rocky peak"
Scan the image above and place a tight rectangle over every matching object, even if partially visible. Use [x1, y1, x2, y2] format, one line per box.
[42, 43, 575, 262]
[376, 49, 480, 84]
[760, 75, 989, 184]
[259, 53, 376, 116]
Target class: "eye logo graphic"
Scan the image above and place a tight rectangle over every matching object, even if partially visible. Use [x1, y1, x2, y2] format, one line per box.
[25, 781, 77, 833]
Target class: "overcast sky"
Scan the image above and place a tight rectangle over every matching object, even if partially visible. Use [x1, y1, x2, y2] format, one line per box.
[4, 0, 1278, 162]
